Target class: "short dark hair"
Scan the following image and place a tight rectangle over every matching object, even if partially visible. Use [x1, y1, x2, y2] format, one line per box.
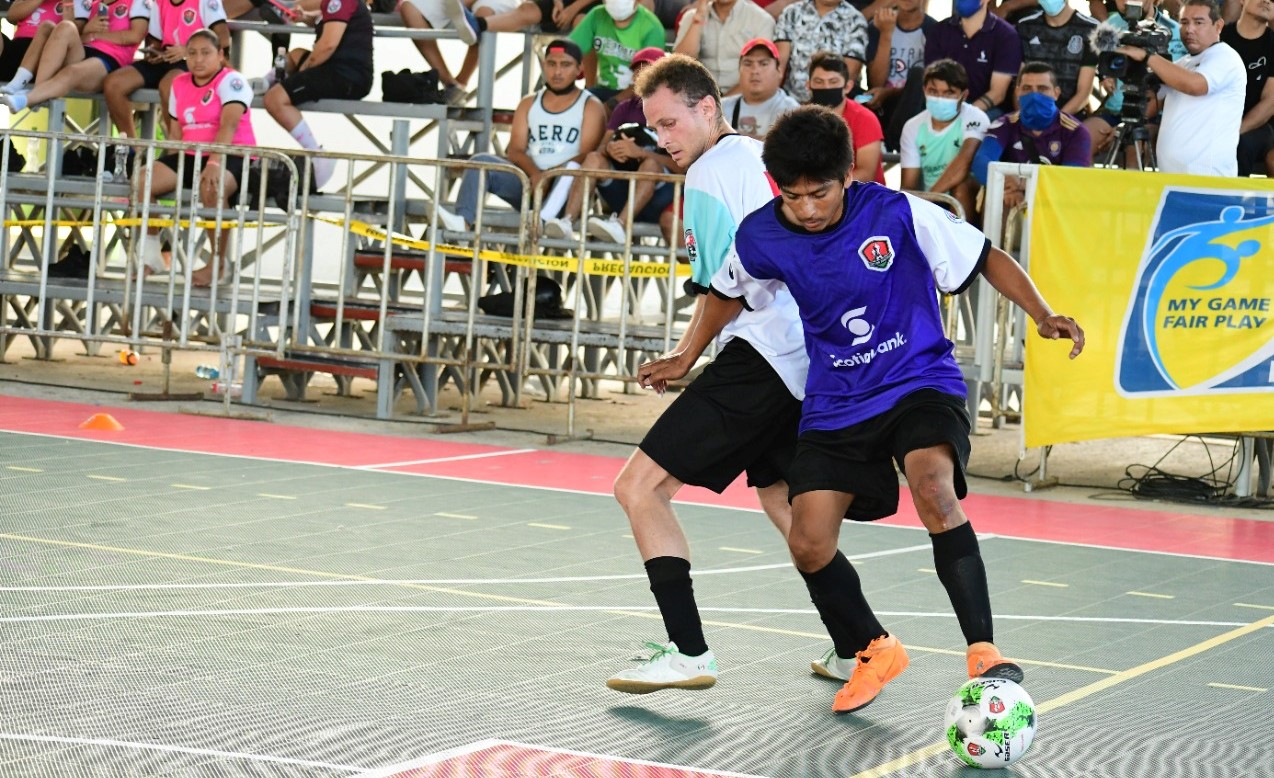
[634, 53, 722, 118]
[808, 51, 849, 80]
[762, 106, 853, 188]
[1182, 0, 1221, 21]
[922, 59, 968, 92]
[1019, 60, 1057, 84]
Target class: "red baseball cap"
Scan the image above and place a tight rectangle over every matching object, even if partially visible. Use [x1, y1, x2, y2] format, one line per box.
[631, 46, 666, 69]
[740, 38, 779, 59]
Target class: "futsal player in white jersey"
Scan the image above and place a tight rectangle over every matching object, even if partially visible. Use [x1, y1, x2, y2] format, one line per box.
[605, 54, 851, 694]
[667, 106, 1084, 714]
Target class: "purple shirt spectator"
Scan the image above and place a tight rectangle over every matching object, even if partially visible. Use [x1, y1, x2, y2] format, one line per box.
[924, 13, 1021, 105]
[984, 110, 1090, 167]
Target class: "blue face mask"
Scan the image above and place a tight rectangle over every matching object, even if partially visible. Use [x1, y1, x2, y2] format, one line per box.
[1038, 0, 1066, 14]
[1018, 91, 1059, 131]
[955, 0, 983, 17]
[926, 96, 960, 122]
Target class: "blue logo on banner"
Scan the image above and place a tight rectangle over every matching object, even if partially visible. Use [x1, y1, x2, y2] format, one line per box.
[1117, 189, 1274, 395]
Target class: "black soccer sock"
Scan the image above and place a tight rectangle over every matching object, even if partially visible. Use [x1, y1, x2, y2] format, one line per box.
[799, 551, 886, 658]
[645, 556, 709, 657]
[931, 521, 994, 646]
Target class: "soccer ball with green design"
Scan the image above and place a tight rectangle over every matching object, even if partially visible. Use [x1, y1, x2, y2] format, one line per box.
[944, 677, 1037, 768]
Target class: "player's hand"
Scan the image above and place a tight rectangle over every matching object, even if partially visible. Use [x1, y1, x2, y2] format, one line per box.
[1037, 314, 1084, 359]
[637, 351, 694, 394]
[161, 44, 186, 63]
[83, 15, 108, 33]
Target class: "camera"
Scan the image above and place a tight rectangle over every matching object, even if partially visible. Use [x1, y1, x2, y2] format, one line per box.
[1090, 3, 1173, 124]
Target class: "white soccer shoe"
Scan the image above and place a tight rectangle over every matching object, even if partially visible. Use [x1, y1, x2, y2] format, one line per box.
[810, 646, 856, 681]
[606, 641, 718, 694]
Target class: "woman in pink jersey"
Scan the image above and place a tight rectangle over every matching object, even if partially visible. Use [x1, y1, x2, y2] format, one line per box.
[0, 0, 148, 113]
[0, 0, 72, 88]
[134, 29, 254, 286]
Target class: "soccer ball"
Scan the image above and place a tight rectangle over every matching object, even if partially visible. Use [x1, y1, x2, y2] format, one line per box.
[944, 677, 1037, 769]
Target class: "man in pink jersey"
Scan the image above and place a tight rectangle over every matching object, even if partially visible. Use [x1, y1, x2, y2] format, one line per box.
[0, 0, 71, 88]
[102, 0, 229, 141]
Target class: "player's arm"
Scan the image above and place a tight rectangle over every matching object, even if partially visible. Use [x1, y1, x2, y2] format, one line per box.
[929, 138, 981, 194]
[638, 292, 744, 392]
[304, 20, 345, 69]
[981, 248, 1084, 358]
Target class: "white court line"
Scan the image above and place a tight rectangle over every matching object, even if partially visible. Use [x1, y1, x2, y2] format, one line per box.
[0, 733, 365, 772]
[355, 449, 538, 469]
[1, 606, 1264, 629]
[352, 738, 769, 778]
[0, 543, 933, 592]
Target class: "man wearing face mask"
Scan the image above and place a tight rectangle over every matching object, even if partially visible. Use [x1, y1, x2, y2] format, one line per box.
[924, 0, 1022, 117]
[900, 59, 988, 221]
[973, 62, 1091, 209]
[569, 0, 666, 103]
[1016, 0, 1100, 117]
[773, 0, 869, 103]
[807, 51, 887, 183]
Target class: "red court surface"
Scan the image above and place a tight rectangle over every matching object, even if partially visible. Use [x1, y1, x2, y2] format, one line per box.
[354, 740, 766, 778]
[3, 395, 1272, 564]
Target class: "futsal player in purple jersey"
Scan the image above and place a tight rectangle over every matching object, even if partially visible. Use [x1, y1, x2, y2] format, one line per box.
[642, 105, 1084, 715]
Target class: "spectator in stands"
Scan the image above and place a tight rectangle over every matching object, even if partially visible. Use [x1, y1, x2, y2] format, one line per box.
[260, 0, 373, 189]
[972, 62, 1091, 209]
[673, 0, 775, 94]
[132, 29, 255, 286]
[544, 46, 684, 243]
[103, 0, 229, 141]
[924, 0, 1022, 117]
[863, 0, 936, 150]
[1016, 0, 1099, 117]
[805, 51, 885, 183]
[1119, 0, 1243, 175]
[773, 0, 867, 103]
[899, 59, 987, 219]
[0, 0, 148, 114]
[1082, 0, 1185, 159]
[1220, 0, 1274, 175]
[448, 0, 601, 47]
[0, 0, 71, 89]
[398, 0, 480, 106]
[721, 37, 799, 138]
[569, 0, 665, 103]
[434, 39, 606, 232]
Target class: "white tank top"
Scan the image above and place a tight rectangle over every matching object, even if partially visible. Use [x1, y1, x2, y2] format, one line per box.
[525, 89, 594, 170]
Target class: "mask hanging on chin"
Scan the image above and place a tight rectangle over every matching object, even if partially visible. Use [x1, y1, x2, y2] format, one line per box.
[955, 0, 983, 17]
[605, 0, 636, 21]
[809, 87, 845, 108]
[1018, 91, 1059, 131]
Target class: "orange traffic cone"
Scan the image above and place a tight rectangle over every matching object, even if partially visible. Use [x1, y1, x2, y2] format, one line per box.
[79, 413, 125, 431]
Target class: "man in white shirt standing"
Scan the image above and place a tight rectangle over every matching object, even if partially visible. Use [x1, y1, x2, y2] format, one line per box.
[721, 38, 800, 138]
[674, 0, 775, 94]
[1119, 0, 1244, 175]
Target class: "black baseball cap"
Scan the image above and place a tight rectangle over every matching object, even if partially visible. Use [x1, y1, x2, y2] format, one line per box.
[545, 39, 583, 64]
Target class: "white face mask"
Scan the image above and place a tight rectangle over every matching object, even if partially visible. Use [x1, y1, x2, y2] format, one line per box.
[605, 0, 636, 20]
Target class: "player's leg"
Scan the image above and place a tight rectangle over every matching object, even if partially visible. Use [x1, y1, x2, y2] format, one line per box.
[895, 392, 1023, 683]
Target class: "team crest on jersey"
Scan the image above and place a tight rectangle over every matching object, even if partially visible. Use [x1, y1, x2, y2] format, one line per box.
[858, 235, 894, 271]
[54, 2, 65, 15]
[201, 88, 214, 104]
[684, 228, 698, 262]
[326, 0, 340, 12]
[113, 2, 127, 15]
[183, 7, 196, 23]
[230, 77, 244, 91]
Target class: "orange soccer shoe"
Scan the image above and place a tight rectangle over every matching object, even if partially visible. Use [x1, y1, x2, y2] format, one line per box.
[967, 642, 1025, 683]
[832, 635, 910, 715]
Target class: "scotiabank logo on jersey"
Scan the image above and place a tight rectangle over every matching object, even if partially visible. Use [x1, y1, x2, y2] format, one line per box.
[1115, 189, 1273, 397]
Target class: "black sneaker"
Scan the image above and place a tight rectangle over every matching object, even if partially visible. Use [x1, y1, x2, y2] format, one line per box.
[47, 245, 91, 279]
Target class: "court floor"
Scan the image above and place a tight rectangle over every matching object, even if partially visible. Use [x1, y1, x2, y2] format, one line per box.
[1, 396, 1272, 777]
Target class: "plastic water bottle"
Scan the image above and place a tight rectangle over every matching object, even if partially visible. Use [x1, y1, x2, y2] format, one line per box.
[113, 143, 128, 181]
[211, 380, 242, 397]
[274, 47, 287, 85]
[195, 364, 220, 379]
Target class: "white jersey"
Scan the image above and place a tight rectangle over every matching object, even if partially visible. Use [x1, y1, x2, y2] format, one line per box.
[685, 134, 807, 399]
[1157, 42, 1245, 177]
[525, 89, 597, 170]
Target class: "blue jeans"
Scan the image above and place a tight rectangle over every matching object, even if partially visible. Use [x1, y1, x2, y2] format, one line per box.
[455, 153, 525, 226]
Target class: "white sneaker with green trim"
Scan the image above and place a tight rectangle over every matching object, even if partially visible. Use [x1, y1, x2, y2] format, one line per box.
[811, 646, 855, 681]
[606, 641, 718, 694]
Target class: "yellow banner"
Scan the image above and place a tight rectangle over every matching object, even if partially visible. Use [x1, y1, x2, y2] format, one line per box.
[1025, 167, 1274, 447]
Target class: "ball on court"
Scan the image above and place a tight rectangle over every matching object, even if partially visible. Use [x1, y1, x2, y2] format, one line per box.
[119, 350, 138, 366]
[944, 677, 1036, 769]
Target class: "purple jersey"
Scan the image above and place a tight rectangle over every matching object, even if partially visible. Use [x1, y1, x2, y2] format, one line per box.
[986, 110, 1091, 167]
[713, 184, 989, 432]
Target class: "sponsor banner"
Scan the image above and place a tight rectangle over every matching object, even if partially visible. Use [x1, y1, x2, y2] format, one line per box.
[1025, 167, 1273, 447]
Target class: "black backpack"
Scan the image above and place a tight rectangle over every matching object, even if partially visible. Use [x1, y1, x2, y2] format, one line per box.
[381, 69, 444, 105]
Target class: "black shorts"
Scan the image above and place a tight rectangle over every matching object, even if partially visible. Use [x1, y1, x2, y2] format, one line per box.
[83, 47, 123, 74]
[0, 36, 33, 82]
[788, 389, 972, 522]
[128, 58, 188, 88]
[155, 152, 248, 202]
[533, 0, 600, 32]
[282, 64, 371, 105]
[638, 338, 801, 493]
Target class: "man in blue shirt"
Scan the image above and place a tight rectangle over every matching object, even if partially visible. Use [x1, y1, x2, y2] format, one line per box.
[642, 105, 1085, 715]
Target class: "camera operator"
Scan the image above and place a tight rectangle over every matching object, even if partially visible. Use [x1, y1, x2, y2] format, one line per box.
[1083, 0, 1185, 160]
[1118, 0, 1244, 175]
